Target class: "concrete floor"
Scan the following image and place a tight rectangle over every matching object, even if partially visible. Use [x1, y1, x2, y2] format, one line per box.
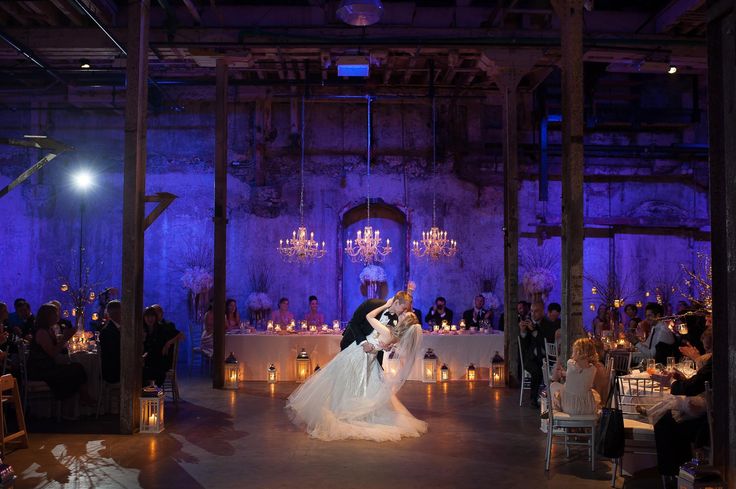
[6, 375, 659, 489]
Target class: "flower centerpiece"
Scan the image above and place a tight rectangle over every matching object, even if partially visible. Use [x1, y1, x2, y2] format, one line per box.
[359, 265, 387, 299]
[247, 267, 273, 327]
[522, 268, 556, 302]
[181, 265, 214, 325]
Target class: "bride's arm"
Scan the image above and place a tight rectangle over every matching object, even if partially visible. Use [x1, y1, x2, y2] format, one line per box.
[366, 298, 393, 338]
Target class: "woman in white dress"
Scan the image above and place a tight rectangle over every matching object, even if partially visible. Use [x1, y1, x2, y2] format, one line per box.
[286, 298, 427, 442]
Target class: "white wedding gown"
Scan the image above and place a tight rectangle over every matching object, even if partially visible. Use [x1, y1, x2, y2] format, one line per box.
[285, 329, 428, 441]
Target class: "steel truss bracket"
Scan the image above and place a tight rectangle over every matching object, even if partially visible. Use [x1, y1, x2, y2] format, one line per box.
[0, 135, 74, 200]
[144, 192, 177, 230]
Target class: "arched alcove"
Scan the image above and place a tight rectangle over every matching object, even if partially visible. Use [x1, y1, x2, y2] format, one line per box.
[337, 200, 409, 320]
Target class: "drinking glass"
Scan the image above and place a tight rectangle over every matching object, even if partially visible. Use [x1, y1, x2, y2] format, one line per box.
[646, 358, 656, 375]
[666, 357, 675, 371]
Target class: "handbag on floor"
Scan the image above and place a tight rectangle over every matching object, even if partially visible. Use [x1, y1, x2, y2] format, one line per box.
[596, 377, 624, 458]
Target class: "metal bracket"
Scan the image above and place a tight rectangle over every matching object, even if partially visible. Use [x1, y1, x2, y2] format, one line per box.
[0, 135, 73, 199]
[144, 192, 177, 230]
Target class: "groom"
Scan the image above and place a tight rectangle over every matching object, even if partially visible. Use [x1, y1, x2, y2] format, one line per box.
[340, 287, 414, 364]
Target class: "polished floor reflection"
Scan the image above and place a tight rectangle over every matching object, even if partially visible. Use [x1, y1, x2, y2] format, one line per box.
[6, 376, 656, 489]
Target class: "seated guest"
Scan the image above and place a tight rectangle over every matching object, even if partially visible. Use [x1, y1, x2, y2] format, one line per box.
[546, 303, 561, 330]
[270, 297, 295, 326]
[226, 298, 241, 331]
[201, 304, 214, 357]
[425, 297, 453, 326]
[499, 300, 530, 332]
[99, 300, 122, 384]
[651, 327, 713, 489]
[143, 306, 182, 386]
[303, 295, 325, 326]
[28, 303, 92, 402]
[635, 302, 676, 363]
[591, 304, 610, 337]
[462, 295, 492, 329]
[8, 298, 34, 338]
[679, 316, 711, 369]
[48, 300, 74, 333]
[150, 304, 183, 342]
[623, 303, 640, 323]
[549, 338, 605, 415]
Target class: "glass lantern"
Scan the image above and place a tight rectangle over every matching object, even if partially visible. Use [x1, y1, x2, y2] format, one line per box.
[490, 351, 505, 388]
[139, 384, 164, 433]
[440, 363, 449, 382]
[422, 348, 438, 383]
[267, 363, 277, 383]
[224, 352, 239, 390]
[466, 363, 477, 381]
[296, 348, 311, 383]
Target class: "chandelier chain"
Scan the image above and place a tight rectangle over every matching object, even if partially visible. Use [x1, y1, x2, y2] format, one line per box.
[299, 94, 305, 225]
[366, 95, 371, 225]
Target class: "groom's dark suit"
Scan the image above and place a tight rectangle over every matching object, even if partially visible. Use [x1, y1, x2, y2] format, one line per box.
[341, 298, 398, 365]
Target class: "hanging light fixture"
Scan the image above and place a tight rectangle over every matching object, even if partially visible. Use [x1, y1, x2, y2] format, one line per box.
[336, 0, 383, 27]
[277, 95, 326, 263]
[412, 91, 458, 261]
[345, 97, 392, 265]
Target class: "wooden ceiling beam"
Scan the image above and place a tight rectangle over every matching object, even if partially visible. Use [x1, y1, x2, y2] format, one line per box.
[0, 2, 32, 26]
[49, 0, 85, 26]
[181, 0, 202, 24]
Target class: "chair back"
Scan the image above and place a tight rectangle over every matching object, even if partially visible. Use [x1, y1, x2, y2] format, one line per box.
[518, 338, 530, 380]
[615, 376, 666, 416]
[608, 350, 632, 375]
[542, 358, 555, 424]
[168, 340, 180, 370]
[545, 341, 558, 378]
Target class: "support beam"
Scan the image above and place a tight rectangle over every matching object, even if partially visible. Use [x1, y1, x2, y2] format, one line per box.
[553, 0, 585, 362]
[707, 1, 736, 485]
[0, 136, 72, 199]
[181, 0, 202, 24]
[143, 192, 177, 230]
[120, 0, 150, 435]
[212, 57, 228, 389]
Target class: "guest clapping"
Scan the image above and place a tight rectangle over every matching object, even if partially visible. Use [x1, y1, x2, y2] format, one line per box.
[271, 297, 294, 326]
[425, 297, 453, 326]
[462, 295, 492, 329]
[303, 295, 325, 327]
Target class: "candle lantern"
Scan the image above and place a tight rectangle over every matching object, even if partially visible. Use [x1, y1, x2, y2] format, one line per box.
[300, 321, 308, 331]
[450, 324, 457, 332]
[422, 348, 438, 383]
[440, 363, 449, 382]
[224, 352, 239, 390]
[267, 363, 277, 384]
[310, 325, 318, 333]
[267, 321, 274, 332]
[296, 348, 311, 382]
[466, 363, 477, 381]
[459, 319, 466, 330]
[332, 320, 341, 332]
[139, 384, 164, 433]
[490, 351, 505, 388]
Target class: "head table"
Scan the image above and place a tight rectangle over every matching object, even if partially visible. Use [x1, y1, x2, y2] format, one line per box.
[224, 331, 505, 382]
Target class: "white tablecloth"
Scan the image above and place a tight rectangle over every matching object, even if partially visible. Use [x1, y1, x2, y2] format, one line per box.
[224, 332, 505, 381]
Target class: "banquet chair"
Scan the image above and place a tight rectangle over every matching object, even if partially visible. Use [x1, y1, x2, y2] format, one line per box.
[95, 342, 119, 419]
[545, 341, 558, 379]
[163, 341, 181, 403]
[542, 359, 598, 471]
[610, 376, 667, 486]
[17, 341, 61, 421]
[0, 373, 29, 455]
[607, 350, 633, 375]
[518, 340, 532, 406]
[187, 322, 211, 374]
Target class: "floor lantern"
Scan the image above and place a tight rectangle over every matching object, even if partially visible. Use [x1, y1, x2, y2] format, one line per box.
[422, 348, 438, 383]
[466, 363, 477, 381]
[296, 348, 311, 382]
[267, 363, 277, 384]
[440, 363, 449, 382]
[224, 352, 240, 390]
[490, 351, 505, 388]
[140, 383, 164, 434]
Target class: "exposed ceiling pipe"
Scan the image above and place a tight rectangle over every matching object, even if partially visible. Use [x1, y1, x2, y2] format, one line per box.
[68, 0, 127, 56]
[0, 30, 67, 85]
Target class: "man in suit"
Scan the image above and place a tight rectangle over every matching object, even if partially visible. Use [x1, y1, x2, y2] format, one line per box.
[462, 295, 492, 329]
[519, 301, 559, 407]
[341, 289, 413, 365]
[425, 297, 453, 326]
[100, 300, 122, 384]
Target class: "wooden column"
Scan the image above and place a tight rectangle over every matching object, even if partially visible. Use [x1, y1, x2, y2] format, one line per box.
[212, 58, 228, 388]
[707, 1, 736, 485]
[120, 0, 149, 434]
[554, 0, 585, 361]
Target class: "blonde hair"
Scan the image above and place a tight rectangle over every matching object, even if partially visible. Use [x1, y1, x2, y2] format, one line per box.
[393, 312, 418, 340]
[572, 338, 599, 365]
[393, 291, 413, 307]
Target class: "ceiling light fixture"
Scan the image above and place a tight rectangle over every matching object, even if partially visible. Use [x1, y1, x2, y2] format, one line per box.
[80, 58, 91, 69]
[667, 64, 677, 74]
[336, 0, 383, 27]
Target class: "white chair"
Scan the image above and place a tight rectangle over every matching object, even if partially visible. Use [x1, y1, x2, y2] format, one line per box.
[545, 340, 558, 379]
[518, 340, 532, 406]
[163, 341, 181, 403]
[542, 359, 598, 471]
[607, 350, 633, 375]
[16, 341, 61, 421]
[610, 376, 666, 486]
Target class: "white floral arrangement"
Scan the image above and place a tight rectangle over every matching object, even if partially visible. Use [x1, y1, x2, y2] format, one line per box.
[482, 291, 501, 310]
[247, 292, 272, 311]
[181, 266, 214, 294]
[522, 268, 556, 296]
[359, 265, 387, 283]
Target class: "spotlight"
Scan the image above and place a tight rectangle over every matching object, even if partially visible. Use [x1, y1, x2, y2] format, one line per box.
[668, 64, 677, 74]
[72, 170, 94, 191]
[80, 59, 91, 69]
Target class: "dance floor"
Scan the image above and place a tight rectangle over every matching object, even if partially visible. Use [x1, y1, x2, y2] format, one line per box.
[6, 374, 660, 489]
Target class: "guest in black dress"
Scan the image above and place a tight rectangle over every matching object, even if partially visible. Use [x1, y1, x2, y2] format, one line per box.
[28, 304, 92, 402]
[142, 306, 182, 386]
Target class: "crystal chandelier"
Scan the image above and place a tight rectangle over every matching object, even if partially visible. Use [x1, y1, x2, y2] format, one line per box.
[277, 96, 326, 264]
[412, 94, 458, 261]
[345, 97, 392, 265]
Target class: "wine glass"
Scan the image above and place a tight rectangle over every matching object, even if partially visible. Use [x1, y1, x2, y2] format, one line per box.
[646, 358, 656, 375]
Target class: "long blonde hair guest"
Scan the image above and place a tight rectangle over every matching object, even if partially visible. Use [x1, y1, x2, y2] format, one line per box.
[571, 337, 599, 367]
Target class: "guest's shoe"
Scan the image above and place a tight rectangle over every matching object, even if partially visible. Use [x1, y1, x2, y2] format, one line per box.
[540, 411, 549, 419]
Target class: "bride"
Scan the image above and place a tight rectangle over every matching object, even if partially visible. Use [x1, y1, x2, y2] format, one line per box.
[285, 297, 427, 442]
